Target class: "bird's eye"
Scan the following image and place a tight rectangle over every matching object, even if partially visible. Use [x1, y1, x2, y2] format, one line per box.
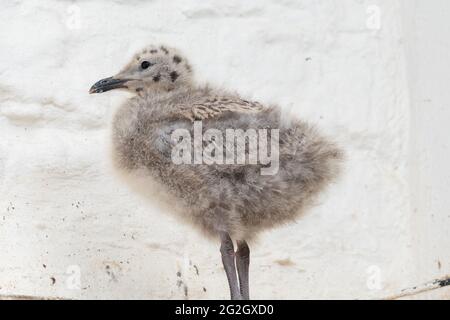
[141, 61, 152, 69]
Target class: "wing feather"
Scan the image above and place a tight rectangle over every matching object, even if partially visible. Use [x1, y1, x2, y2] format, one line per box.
[177, 97, 266, 121]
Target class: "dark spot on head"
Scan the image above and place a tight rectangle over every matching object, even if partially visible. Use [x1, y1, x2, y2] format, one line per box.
[153, 74, 161, 82]
[136, 55, 140, 61]
[203, 287, 207, 292]
[150, 49, 157, 54]
[136, 87, 143, 92]
[176, 271, 181, 277]
[173, 55, 182, 64]
[50, 277, 56, 285]
[160, 46, 169, 54]
[170, 71, 179, 82]
[185, 64, 192, 72]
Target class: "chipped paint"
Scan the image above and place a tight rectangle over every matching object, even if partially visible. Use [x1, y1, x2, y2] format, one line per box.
[384, 276, 450, 300]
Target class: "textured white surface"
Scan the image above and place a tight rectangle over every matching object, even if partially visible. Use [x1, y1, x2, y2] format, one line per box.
[0, 0, 448, 299]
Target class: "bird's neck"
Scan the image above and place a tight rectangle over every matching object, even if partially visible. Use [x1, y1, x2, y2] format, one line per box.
[137, 83, 196, 103]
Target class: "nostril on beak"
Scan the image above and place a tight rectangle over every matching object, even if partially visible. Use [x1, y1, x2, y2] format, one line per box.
[98, 77, 113, 85]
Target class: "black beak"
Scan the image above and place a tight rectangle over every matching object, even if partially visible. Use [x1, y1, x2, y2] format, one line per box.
[89, 77, 130, 94]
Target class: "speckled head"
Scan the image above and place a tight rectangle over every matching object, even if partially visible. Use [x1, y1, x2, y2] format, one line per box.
[89, 45, 193, 95]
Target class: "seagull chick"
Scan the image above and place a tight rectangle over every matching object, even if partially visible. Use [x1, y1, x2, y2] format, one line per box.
[90, 44, 343, 300]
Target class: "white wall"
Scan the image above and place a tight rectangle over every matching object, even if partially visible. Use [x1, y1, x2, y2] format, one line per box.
[401, 0, 450, 299]
[0, 0, 448, 299]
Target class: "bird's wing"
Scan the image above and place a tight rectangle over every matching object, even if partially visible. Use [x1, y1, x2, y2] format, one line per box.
[177, 97, 266, 121]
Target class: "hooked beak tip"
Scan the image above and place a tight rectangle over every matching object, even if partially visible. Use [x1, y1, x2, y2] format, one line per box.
[89, 86, 103, 94]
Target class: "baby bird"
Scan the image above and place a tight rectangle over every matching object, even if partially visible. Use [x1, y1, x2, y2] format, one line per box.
[90, 45, 343, 300]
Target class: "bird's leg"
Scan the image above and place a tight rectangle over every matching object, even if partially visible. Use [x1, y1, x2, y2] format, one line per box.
[236, 240, 250, 300]
[220, 232, 241, 300]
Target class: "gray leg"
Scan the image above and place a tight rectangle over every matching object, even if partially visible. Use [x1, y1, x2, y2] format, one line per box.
[236, 240, 250, 300]
[220, 232, 241, 300]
